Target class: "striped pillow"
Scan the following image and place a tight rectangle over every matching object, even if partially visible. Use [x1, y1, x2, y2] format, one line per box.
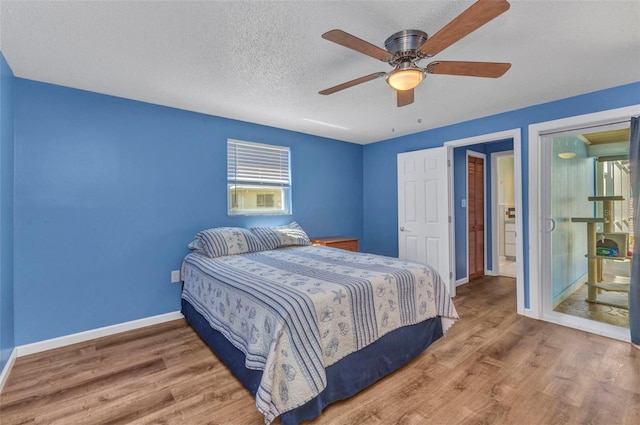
[195, 227, 265, 258]
[250, 222, 312, 250]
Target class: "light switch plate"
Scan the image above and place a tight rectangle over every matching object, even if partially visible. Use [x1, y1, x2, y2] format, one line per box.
[171, 270, 181, 283]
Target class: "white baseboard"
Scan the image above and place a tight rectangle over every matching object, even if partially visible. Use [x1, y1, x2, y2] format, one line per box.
[524, 307, 539, 319]
[16, 311, 184, 357]
[0, 348, 17, 393]
[485, 268, 498, 276]
[456, 277, 469, 287]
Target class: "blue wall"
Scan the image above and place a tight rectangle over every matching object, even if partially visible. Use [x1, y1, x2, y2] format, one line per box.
[13, 79, 363, 345]
[4, 60, 640, 347]
[0, 52, 15, 373]
[362, 81, 640, 308]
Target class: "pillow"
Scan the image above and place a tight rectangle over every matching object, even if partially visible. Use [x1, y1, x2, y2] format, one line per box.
[187, 239, 204, 250]
[186, 239, 209, 256]
[250, 222, 312, 250]
[195, 227, 265, 258]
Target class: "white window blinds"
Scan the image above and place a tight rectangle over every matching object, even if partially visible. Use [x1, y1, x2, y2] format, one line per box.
[227, 139, 290, 187]
[227, 139, 292, 216]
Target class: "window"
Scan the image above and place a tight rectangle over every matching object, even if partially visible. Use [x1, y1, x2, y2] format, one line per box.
[227, 139, 291, 216]
[256, 193, 275, 208]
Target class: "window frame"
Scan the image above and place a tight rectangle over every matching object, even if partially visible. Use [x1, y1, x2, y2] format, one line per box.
[227, 139, 292, 216]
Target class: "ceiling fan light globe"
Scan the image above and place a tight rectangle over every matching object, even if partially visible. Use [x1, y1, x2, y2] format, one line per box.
[387, 68, 424, 91]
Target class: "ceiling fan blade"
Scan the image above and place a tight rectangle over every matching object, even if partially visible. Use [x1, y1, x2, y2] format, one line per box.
[419, 0, 510, 57]
[319, 72, 386, 95]
[397, 89, 415, 107]
[426, 61, 511, 78]
[322, 29, 393, 62]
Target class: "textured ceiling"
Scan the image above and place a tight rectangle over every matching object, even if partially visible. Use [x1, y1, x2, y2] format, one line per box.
[1, 1, 639, 144]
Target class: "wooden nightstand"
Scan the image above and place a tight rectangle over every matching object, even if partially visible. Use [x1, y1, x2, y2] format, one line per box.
[311, 237, 359, 252]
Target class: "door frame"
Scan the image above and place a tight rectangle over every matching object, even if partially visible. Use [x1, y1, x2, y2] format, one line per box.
[528, 104, 640, 341]
[466, 151, 487, 281]
[445, 129, 524, 315]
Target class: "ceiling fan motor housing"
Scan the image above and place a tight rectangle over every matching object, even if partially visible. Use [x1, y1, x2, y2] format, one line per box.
[384, 30, 429, 63]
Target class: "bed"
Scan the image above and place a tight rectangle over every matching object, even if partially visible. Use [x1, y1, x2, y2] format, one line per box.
[180, 225, 458, 424]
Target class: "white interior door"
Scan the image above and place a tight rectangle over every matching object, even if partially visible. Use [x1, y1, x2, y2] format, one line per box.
[398, 147, 452, 294]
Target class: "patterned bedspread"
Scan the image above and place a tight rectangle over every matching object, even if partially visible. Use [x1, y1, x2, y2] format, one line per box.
[181, 245, 458, 424]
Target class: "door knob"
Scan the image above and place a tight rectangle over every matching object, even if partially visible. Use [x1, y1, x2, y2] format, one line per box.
[545, 218, 556, 232]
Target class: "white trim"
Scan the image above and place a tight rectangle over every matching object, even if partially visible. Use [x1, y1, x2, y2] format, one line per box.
[485, 268, 498, 277]
[0, 348, 17, 392]
[447, 145, 456, 296]
[456, 277, 469, 287]
[16, 311, 184, 357]
[513, 134, 525, 316]
[528, 104, 640, 328]
[445, 128, 524, 316]
[543, 311, 631, 342]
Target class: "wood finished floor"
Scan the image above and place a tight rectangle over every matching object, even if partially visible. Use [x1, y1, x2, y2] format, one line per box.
[2, 276, 639, 425]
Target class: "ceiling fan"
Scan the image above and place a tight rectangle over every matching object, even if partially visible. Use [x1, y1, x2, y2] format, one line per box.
[319, 0, 512, 107]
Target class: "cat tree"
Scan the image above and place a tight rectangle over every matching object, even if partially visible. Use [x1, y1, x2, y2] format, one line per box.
[571, 195, 630, 309]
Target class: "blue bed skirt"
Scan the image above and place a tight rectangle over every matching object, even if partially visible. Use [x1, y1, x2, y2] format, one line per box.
[182, 298, 443, 424]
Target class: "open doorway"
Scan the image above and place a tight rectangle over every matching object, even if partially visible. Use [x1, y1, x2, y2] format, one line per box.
[446, 129, 525, 315]
[454, 144, 517, 283]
